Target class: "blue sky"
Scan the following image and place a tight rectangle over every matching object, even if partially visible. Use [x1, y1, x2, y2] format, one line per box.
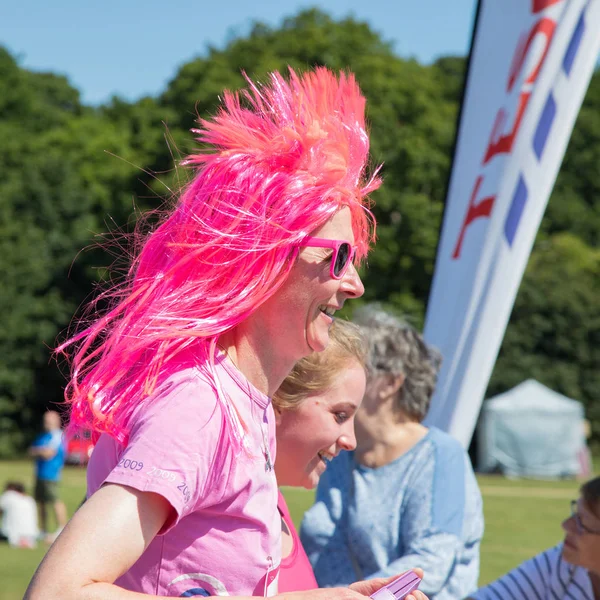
[2, 0, 477, 105]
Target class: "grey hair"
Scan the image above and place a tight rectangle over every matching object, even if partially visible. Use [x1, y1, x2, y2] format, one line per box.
[352, 304, 442, 422]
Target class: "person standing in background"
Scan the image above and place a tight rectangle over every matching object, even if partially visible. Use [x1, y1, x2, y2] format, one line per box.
[28, 410, 67, 541]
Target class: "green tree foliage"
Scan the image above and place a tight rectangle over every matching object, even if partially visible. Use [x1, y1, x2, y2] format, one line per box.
[160, 9, 394, 133]
[0, 51, 165, 454]
[0, 8, 598, 453]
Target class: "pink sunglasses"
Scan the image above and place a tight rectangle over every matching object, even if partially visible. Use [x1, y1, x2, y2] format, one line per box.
[297, 237, 357, 279]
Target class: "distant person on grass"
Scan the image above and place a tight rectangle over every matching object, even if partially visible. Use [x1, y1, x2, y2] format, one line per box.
[0, 481, 39, 548]
[28, 410, 67, 540]
[466, 475, 600, 600]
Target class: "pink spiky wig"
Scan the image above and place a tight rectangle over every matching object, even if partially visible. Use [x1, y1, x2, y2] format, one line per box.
[59, 66, 381, 445]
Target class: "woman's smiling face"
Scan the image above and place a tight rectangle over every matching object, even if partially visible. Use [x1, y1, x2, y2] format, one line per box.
[248, 207, 365, 365]
[274, 359, 366, 489]
[561, 496, 600, 573]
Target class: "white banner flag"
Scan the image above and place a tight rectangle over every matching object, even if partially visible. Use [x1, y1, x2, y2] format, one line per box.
[423, 0, 600, 448]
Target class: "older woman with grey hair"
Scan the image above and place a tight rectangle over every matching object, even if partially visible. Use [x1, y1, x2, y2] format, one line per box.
[300, 304, 484, 600]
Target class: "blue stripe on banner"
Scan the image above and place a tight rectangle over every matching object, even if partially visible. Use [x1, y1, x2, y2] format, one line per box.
[533, 93, 556, 160]
[563, 12, 585, 75]
[504, 176, 528, 246]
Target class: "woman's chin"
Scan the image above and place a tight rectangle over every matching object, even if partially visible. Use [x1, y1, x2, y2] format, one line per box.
[302, 471, 322, 490]
[307, 316, 333, 353]
[561, 542, 579, 564]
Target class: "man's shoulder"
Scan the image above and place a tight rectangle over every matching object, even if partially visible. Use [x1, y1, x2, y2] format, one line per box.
[32, 431, 52, 446]
[48, 430, 65, 449]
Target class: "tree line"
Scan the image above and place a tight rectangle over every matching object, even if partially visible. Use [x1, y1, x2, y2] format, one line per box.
[1, 8, 598, 455]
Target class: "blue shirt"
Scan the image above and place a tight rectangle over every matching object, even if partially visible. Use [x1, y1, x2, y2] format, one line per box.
[300, 427, 484, 600]
[31, 430, 65, 481]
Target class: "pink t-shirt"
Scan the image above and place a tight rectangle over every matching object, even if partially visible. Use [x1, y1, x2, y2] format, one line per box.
[277, 490, 318, 592]
[87, 354, 281, 597]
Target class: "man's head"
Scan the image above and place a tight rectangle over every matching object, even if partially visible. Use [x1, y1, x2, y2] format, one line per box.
[4, 481, 26, 494]
[43, 410, 62, 432]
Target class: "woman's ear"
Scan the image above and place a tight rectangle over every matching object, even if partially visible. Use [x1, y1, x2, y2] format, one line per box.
[273, 406, 283, 426]
[378, 374, 405, 401]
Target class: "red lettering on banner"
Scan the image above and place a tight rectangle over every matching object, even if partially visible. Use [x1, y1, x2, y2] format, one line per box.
[483, 93, 531, 164]
[452, 176, 496, 259]
[484, 18, 556, 164]
[451, 4, 559, 260]
[507, 18, 556, 92]
[532, 0, 562, 13]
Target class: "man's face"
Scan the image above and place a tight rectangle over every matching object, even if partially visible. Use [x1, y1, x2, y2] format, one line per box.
[43, 412, 61, 432]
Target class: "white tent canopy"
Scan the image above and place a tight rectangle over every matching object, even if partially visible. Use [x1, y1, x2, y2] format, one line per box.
[477, 379, 588, 478]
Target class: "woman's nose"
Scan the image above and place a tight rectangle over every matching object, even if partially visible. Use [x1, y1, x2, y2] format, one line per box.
[338, 425, 357, 452]
[562, 515, 577, 534]
[341, 263, 365, 299]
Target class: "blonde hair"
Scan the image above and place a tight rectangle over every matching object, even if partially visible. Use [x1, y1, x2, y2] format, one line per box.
[273, 319, 368, 411]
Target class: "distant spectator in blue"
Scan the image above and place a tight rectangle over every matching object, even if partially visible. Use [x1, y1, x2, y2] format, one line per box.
[28, 410, 67, 539]
[300, 305, 484, 600]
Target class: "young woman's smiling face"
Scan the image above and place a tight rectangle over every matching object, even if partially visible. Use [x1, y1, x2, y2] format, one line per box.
[274, 359, 366, 489]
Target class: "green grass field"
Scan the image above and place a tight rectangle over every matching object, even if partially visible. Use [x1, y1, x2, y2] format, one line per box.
[0, 460, 588, 600]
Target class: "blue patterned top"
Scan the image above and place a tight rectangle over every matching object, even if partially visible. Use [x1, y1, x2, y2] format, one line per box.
[300, 427, 484, 600]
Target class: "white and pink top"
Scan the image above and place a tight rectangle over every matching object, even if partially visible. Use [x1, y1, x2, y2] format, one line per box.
[87, 352, 281, 597]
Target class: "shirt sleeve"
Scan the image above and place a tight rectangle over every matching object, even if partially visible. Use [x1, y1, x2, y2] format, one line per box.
[101, 375, 226, 533]
[47, 431, 63, 452]
[368, 437, 474, 596]
[471, 547, 557, 600]
[300, 454, 359, 587]
[30, 432, 62, 454]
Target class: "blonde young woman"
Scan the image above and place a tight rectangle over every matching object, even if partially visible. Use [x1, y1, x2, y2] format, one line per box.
[272, 318, 426, 600]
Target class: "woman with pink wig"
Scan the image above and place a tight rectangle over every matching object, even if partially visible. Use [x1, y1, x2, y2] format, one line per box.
[25, 68, 426, 600]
